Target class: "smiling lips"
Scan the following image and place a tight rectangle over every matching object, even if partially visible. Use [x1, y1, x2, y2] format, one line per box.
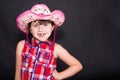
[38, 33, 46, 37]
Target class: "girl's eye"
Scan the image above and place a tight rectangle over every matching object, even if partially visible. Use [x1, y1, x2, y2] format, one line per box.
[43, 24, 47, 26]
[43, 23, 49, 26]
[33, 25, 38, 27]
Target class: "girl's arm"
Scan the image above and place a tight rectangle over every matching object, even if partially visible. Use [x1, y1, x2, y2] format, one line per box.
[15, 40, 25, 80]
[53, 43, 83, 80]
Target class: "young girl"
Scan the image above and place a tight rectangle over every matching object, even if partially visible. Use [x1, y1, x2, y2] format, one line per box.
[15, 4, 83, 80]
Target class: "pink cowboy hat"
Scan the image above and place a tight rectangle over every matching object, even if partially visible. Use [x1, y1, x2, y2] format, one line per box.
[16, 4, 65, 33]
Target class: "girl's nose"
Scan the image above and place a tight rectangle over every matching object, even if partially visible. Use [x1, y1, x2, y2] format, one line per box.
[38, 26, 43, 32]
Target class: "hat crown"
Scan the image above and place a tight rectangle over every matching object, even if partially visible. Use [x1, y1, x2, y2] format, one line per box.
[31, 4, 51, 15]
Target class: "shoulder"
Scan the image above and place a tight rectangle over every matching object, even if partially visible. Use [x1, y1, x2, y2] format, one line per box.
[55, 43, 62, 48]
[54, 43, 64, 51]
[16, 40, 25, 54]
[16, 40, 25, 48]
[54, 43, 62, 58]
[54, 43, 67, 57]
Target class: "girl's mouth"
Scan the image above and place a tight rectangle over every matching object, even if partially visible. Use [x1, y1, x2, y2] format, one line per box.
[38, 33, 46, 37]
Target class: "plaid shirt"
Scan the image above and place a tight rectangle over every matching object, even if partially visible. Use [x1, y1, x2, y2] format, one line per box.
[21, 39, 56, 80]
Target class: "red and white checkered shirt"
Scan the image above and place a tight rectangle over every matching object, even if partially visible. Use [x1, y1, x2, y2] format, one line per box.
[21, 39, 56, 80]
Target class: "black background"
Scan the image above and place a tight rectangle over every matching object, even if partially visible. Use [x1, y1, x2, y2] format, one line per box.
[0, 0, 120, 80]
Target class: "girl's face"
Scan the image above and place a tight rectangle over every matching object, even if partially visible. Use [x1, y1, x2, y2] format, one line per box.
[30, 20, 54, 42]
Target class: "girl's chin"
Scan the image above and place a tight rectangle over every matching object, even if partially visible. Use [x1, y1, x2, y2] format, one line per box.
[36, 38, 48, 42]
[34, 36, 49, 42]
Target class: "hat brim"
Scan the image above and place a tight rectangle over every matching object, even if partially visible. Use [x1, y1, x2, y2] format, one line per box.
[16, 10, 65, 33]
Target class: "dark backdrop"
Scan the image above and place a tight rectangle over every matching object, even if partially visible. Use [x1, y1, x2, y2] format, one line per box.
[0, 0, 120, 80]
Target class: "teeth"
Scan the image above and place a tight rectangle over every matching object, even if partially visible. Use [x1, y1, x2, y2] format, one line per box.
[38, 33, 45, 37]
